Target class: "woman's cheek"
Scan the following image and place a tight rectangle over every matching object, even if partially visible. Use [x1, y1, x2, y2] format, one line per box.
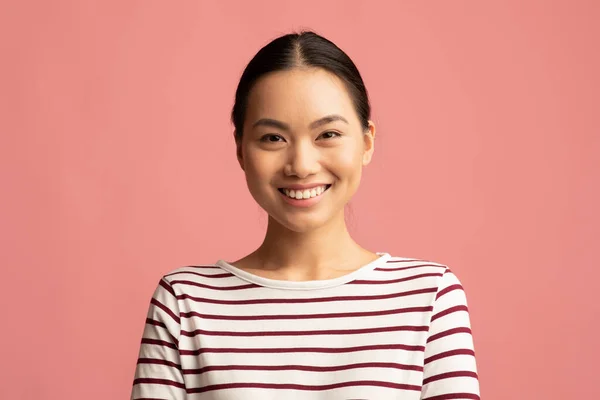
[245, 149, 272, 178]
[330, 145, 362, 173]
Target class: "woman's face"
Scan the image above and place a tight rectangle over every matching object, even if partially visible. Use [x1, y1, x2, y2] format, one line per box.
[237, 67, 375, 233]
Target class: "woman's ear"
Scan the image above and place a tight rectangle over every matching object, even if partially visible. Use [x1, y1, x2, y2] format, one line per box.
[234, 131, 245, 171]
[362, 120, 376, 166]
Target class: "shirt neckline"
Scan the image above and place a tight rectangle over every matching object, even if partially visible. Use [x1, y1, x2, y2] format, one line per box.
[214, 252, 391, 290]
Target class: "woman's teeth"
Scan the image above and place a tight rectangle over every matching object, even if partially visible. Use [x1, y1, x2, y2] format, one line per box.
[282, 185, 328, 200]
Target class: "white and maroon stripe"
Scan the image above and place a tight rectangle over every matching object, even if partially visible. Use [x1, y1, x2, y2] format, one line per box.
[131, 257, 480, 400]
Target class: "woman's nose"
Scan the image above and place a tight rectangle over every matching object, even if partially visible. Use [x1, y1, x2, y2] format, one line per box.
[284, 142, 319, 178]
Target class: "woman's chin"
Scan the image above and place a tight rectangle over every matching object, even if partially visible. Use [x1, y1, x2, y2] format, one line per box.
[270, 212, 330, 234]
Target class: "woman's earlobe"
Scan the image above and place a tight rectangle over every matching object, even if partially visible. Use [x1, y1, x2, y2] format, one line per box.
[362, 141, 374, 166]
[235, 139, 245, 171]
[236, 150, 244, 171]
[362, 121, 376, 166]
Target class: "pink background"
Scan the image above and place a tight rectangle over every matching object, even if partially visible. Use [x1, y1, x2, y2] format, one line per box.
[1, 1, 598, 399]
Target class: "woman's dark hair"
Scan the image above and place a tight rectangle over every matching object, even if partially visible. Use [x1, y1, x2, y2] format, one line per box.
[231, 30, 371, 140]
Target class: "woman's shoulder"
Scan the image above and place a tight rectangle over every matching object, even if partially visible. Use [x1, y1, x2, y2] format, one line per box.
[158, 263, 227, 284]
[384, 255, 471, 293]
[376, 254, 467, 289]
[159, 256, 453, 278]
[381, 254, 449, 270]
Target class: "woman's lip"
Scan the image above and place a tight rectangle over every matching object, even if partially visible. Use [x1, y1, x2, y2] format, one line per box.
[278, 185, 330, 207]
[278, 183, 331, 190]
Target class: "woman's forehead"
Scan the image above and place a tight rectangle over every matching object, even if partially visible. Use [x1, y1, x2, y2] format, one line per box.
[246, 68, 357, 125]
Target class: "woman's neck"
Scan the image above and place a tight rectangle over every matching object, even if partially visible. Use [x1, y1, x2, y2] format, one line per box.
[240, 213, 377, 281]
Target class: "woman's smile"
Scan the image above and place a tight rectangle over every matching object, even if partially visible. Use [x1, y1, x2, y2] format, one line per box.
[277, 184, 332, 207]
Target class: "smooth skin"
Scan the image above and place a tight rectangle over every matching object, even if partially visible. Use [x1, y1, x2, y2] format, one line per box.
[232, 67, 379, 281]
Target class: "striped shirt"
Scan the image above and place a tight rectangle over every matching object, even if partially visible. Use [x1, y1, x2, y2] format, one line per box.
[131, 253, 480, 399]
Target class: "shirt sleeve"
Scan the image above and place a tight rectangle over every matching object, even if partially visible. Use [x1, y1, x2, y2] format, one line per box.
[420, 268, 481, 399]
[131, 277, 187, 400]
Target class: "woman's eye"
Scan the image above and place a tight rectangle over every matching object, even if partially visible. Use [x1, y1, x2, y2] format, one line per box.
[319, 131, 341, 139]
[260, 134, 284, 142]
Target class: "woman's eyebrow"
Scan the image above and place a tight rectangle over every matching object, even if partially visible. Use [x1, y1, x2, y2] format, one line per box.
[310, 115, 349, 129]
[252, 114, 349, 131]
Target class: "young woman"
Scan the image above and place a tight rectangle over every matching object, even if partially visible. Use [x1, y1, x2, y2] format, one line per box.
[131, 30, 480, 400]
